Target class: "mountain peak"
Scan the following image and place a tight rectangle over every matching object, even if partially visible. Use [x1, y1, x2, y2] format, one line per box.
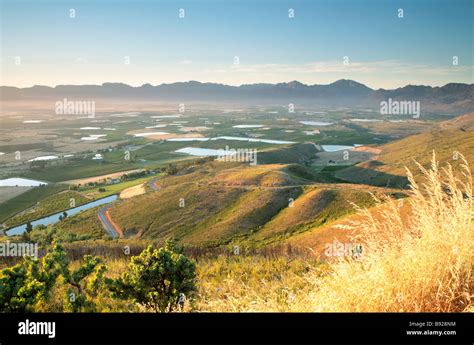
[330, 79, 369, 88]
[287, 80, 305, 87]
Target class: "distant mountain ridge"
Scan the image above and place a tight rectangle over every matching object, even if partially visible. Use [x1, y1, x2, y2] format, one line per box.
[1, 80, 473, 113]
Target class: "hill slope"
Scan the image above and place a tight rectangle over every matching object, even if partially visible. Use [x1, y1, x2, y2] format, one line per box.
[335, 113, 474, 187]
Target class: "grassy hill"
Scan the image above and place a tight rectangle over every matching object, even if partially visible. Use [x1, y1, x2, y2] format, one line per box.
[249, 187, 380, 246]
[106, 163, 306, 246]
[9, 114, 472, 256]
[335, 113, 474, 187]
[51, 160, 391, 250]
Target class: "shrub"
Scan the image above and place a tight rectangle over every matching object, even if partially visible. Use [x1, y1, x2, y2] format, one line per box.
[0, 243, 68, 312]
[62, 255, 107, 312]
[108, 240, 197, 312]
[0, 242, 106, 312]
[165, 164, 178, 175]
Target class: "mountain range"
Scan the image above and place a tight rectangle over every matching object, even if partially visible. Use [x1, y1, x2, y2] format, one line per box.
[1, 80, 473, 113]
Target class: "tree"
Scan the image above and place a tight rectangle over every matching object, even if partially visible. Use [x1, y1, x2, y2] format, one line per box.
[108, 240, 196, 312]
[165, 164, 178, 175]
[22, 221, 34, 241]
[30, 160, 47, 171]
[62, 255, 106, 312]
[59, 212, 67, 222]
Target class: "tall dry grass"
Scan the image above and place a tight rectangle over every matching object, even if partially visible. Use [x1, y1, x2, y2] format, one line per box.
[194, 255, 324, 312]
[309, 152, 473, 312]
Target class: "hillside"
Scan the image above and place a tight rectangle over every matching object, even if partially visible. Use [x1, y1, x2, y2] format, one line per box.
[285, 199, 413, 259]
[47, 160, 393, 250]
[335, 113, 474, 187]
[247, 187, 383, 246]
[6, 114, 472, 255]
[106, 164, 305, 246]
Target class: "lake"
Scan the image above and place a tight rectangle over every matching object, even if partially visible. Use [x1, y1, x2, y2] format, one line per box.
[5, 194, 118, 236]
[299, 121, 334, 126]
[134, 132, 169, 137]
[175, 147, 224, 156]
[28, 155, 59, 162]
[321, 145, 357, 152]
[0, 178, 48, 187]
[232, 125, 264, 128]
[211, 136, 296, 144]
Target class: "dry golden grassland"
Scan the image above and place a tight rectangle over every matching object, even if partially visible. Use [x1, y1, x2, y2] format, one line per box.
[194, 153, 473, 312]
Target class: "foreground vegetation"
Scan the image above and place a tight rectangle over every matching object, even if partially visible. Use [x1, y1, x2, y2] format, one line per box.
[308, 153, 473, 312]
[0, 153, 472, 312]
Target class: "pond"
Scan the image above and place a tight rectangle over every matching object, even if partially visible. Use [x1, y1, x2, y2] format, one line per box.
[0, 178, 48, 187]
[5, 195, 118, 236]
[321, 145, 359, 152]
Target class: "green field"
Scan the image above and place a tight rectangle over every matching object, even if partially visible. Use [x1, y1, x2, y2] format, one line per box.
[79, 176, 157, 199]
[0, 184, 68, 224]
[21, 160, 140, 183]
[4, 190, 90, 228]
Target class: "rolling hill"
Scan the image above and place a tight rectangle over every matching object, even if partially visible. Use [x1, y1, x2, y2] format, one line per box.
[54, 161, 391, 250]
[335, 113, 474, 187]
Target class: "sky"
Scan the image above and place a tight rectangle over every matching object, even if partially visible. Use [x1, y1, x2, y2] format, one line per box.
[0, 0, 472, 88]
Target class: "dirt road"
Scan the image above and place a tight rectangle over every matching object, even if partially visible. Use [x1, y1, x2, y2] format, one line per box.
[98, 204, 123, 238]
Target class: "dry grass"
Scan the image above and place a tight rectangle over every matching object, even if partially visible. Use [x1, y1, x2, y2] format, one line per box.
[194, 255, 324, 312]
[119, 183, 146, 199]
[305, 152, 473, 312]
[196, 152, 473, 312]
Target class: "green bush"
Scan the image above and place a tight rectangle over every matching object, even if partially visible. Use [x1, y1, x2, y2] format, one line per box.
[0, 242, 105, 312]
[108, 240, 196, 312]
[0, 243, 68, 312]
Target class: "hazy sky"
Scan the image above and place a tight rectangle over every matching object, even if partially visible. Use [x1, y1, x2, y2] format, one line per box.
[1, 0, 472, 88]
